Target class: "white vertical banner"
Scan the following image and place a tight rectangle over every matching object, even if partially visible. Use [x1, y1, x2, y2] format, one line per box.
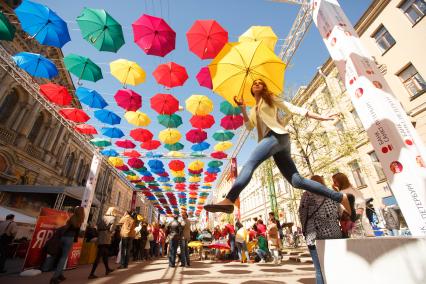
[81, 154, 102, 231]
[312, 0, 426, 236]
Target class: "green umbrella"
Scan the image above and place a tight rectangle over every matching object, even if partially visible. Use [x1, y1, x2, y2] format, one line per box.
[0, 12, 16, 41]
[208, 160, 223, 168]
[220, 101, 241, 115]
[90, 138, 111, 147]
[213, 130, 235, 141]
[190, 152, 206, 158]
[64, 53, 103, 84]
[165, 142, 184, 151]
[157, 114, 183, 128]
[174, 177, 186, 183]
[125, 171, 137, 176]
[76, 7, 125, 53]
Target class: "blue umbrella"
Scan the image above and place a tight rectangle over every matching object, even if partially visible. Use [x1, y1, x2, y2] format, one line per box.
[100, 149, 119, 157]
[76, 87, 108, 109]
[191, 142, 210, 152]
[101, 127, 124, 138]
[148, 159, 164, 169]
[94, 109, 121, 125]
[207, 167, 221, 174]
[158, 176, 170, 183]
[151, 168, 165, 175]
[12, 52, 58, 79]
[15, 0, 70, 48]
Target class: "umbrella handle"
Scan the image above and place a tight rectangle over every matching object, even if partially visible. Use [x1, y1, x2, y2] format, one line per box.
[30, 21, 49, 39]
[78, 62, 88, 86]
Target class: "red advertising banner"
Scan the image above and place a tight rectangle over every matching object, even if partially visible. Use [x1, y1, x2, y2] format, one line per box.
[66, 239, 83, 269]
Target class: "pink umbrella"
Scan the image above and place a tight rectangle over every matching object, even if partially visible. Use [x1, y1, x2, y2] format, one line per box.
[74, 124, 98, 135]
[196, 67, 213, 89]
[142, 176, 155, 182]
[128, 158, 144, 169]
[115, 139, 136, 149]
[153, 62, 188, 88]
[132, 14, 176, 57]
[220, 115, 244, 130]
[114, 89, 142, 111]
[186, 129, 207, 143]
[116, 165, 130, 171]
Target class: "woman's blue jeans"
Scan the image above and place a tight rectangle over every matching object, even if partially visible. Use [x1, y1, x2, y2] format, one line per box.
[226, 132, 343, 203]
[308, 245, 324, 284]
[53, 236, 74, 278]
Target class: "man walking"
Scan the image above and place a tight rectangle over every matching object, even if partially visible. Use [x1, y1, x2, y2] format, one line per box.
[166, 215, 182, 268]
[181, 212, 191, 267]
[0, 214, 17, 273]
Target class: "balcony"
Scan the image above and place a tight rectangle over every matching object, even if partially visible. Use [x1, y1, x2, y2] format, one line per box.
[0, 126, 16, 145]
[25, 143, 44, 160]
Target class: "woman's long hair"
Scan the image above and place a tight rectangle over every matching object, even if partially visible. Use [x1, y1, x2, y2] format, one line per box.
[68, 206, 85, 228]
[332, 172, 352, 191]
[250, 79, 275, 107]
[310, 175, 325, 185]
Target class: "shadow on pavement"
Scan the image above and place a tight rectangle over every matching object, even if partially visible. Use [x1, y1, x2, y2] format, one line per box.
[296, 267, 315, 271]
[224, 264, 249, 267]
[180, 269, 210, 275]
[241, 281, 286, 284]
[260, 268, 292, 273]
[218, 269, 253, 275]
[187, 282, 228, 284]
[297, 277, 316, 284]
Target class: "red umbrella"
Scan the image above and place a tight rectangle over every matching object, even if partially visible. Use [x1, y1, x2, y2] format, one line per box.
[39, 83, 73, 106]
[130, 179, 142, 183]
[141, 139, 161, 150]
[189, 169, 203, 175]
[175, 183, 186, 189]
[204, 176, 217, 182]
[189, 184, 199, 190]
[123, 149, 141, 158]
[196, 67, 213, 89]
[142, 176, 155, 182]
[186, 129, 207, 143]
[169, 160, 185, 171]
[211, 151, 227, 159]
[158, 172, 169, 177]
[153, 62, 188, 88]
[59, 108, 90, 123]
[114, 89, 142, 111]
[116, 165, 130, 171]
[220, 115, 244, 130]
[115, 139, 136, 149]
[150, 93, 179, 114]
[130, 128, 153, 142]
[209, 242, 230, 250]
[74, 124, 97, 135]
[186, 20, 228, 59]
[190, 114, 215, 129]
[128, 158, 144, 169]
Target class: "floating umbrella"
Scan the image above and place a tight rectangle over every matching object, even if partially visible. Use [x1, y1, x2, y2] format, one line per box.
[213, 130, 235, 142]
[15, 0, 70, 47]
[220, 115, 244, 130]
[190, 115, 215, 129]
[157, 114, 182, 128]
[125, 111, 151, 127]
[76, 87, 108, 109]
[130, 128, 153, 142]
[186, 20, 228, 59]
[191, 142, 210, 152]
[239, 26, 278, 51]
[94, 109, 121, 125]
[189, 176, 201, 183]
[115, 139, 136, 149]
[128, 158, 144, 169]
[0, 12, 16, 41]
[153, 62, 188, 88]
[207, 167, 221, 174]
[174, 177, 186, 183]
[101, 148, 119, 157]
[189, 160, 204, 171]
[209, 41, 285, 107]
[148, 159, 164, 170]
[114, 89, 142, 111]
[39, 83, 72, 106]
[76, 7, 125, 52]
[110, 59, 145, 87]
[59, 108, 90, 123]
[164, 142, 184, 151]
[75, 124, 98, 135]
[191, 152, 206, 158]
[196, 67, 213, 89]
[170, 170, 185, 177]
[211, 151, 227, 159]
[186, 129, 207, 144]
[159, 128, 181, 144]
[214, 141, 233, 152]
[13, 52, 58, 79]
[90, 138, 111, 147]
[167, 151, 185, 158]
[132, 14, 176, 57]
[141, 140, 161, 150]
[123, 149, 141, 158]
[208, 160, 223, 168]
[220, 101, 241, 116]
[64, 53, 103, 84]
[101, 127, 124, 138]
[108, 157, 124, 167]
[185, 95, 213, 115]
[150, 93, 179, 115]
[169, 160, 185, 171]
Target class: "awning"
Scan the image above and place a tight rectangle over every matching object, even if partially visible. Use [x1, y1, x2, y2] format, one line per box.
[0, 206, 36, 224]
[382, 195, 398, 207]
[0, 185, 101, 207]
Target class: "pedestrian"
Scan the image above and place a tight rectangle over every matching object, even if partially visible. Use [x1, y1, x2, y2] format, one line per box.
[255, 232, 269, 263]
[166, 215, 182, 267]
[235, 221, 250, 263]
[133, 221, 142, 261]
[222, 222, 237, 260]
[88, 207, 117, 279]
[0, 214, 18, 273]
[140, 223, 149, 260]
[299, 175, 343, 284]
[266, 218, 281, 264]
[204, 79, 356, 220]
[50, 206, 85, 284]
[382, 205, 400, 236]
[180, 212, 191, 266]
[118, 211, 136, 269]
[159, 224, 166, 257]
[84, 222, 98, 242]
[256, 219, 267, 238]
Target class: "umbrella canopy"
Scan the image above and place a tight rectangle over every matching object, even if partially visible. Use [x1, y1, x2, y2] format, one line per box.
[108, 157, 124, 167]
[211, 151, 227, 159]
[189, 160, 204, 171]
[168, 160, 185, 171]
[90, 138, 111, 147]
[128, 158, 144, 169]
[76, 7, 125, 52]
[114, 89, 142, 111]
[186, 20, 228, 59]
[220, 115, 244, 130]
[94, 109, 121, 125]
[115, 139, 136, 149]
[186, 129, 207, 144]
[64, 53, 103, 84]
[101, 148, 119, 157]
[212, 130, 234, 141]
[130, 128, 153, 142]
[214, 141, 233, 151]
[59, 108, 90, 123]
[150, 93, 179, 115]
[208, 160, 223, 168]
[74, 124, 97, 135]
[220, 101, 241, 115]
[123, 149, 141, 158]
[76, 87, 108, 109]
[190, 115, 215, 129]
[159, 128, 181, 144]
[157, 114, 182, 128]
[13, 52, 58, 79]
[110, 59, 146, 87]
[124, 111, 151, 127]
[132, 14, 176, 57]
[209, 41, 286, 107]
[196, 66, 213, 89]
[15, 0, 70, 47]
[191, 142, 210, 152]
[185, 95, 213, 115]
[239, 26, 278, 51]
[101, 127, 124, 138]
[164, 142, 184, 151]
[39, 83, 72, 106]
[0, 12, 16, 41]
[141, 140, 161, 150]
[153, 62, 188, 88]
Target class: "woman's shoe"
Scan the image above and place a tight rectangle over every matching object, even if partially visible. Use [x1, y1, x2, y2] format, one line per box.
[57, 275, 66, 282]
[106, 268, 114, 275]
[88, 274, 98, 279]
[204, 204, 234, 214]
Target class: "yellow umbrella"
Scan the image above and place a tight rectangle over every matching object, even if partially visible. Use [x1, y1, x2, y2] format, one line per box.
[166, 151, 185, 158]
[137, 214, 144, 221]
[188, 241, 203, 248]
[214, 141, 233, 152]
[108, 157, 124, 167]
[203, 183, 212, 187]
[189, 176, 201, 183]
[159, 128, 182, 144]
[238, 26, 278, 51]
[125, 111, 151, 126]
[189, 160, 204, 171]
[171, 170, 185, 177]
[136, 182, 145, 186]
[185, 95, 213, 115]
[209, 41, 286, 107]
[110, 59, 146, 87]
[127, 175, 139, 181]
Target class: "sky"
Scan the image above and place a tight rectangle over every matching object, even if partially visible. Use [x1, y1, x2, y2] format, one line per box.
[32, 0, 372, 190]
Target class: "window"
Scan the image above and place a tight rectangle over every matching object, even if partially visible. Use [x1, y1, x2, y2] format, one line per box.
[311, 100, 319, 113]
[368, 151, 386, 180]
[350, 109, 363, 128]
[398, 64, 426, 97]
[64, 153, 75, 178]
[349, 160, 366, 187]
[372, 25, 396, 53]
[0, 91, 18, 124]
[28, 114, 43, 143]
[399, 0, 426, 24]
